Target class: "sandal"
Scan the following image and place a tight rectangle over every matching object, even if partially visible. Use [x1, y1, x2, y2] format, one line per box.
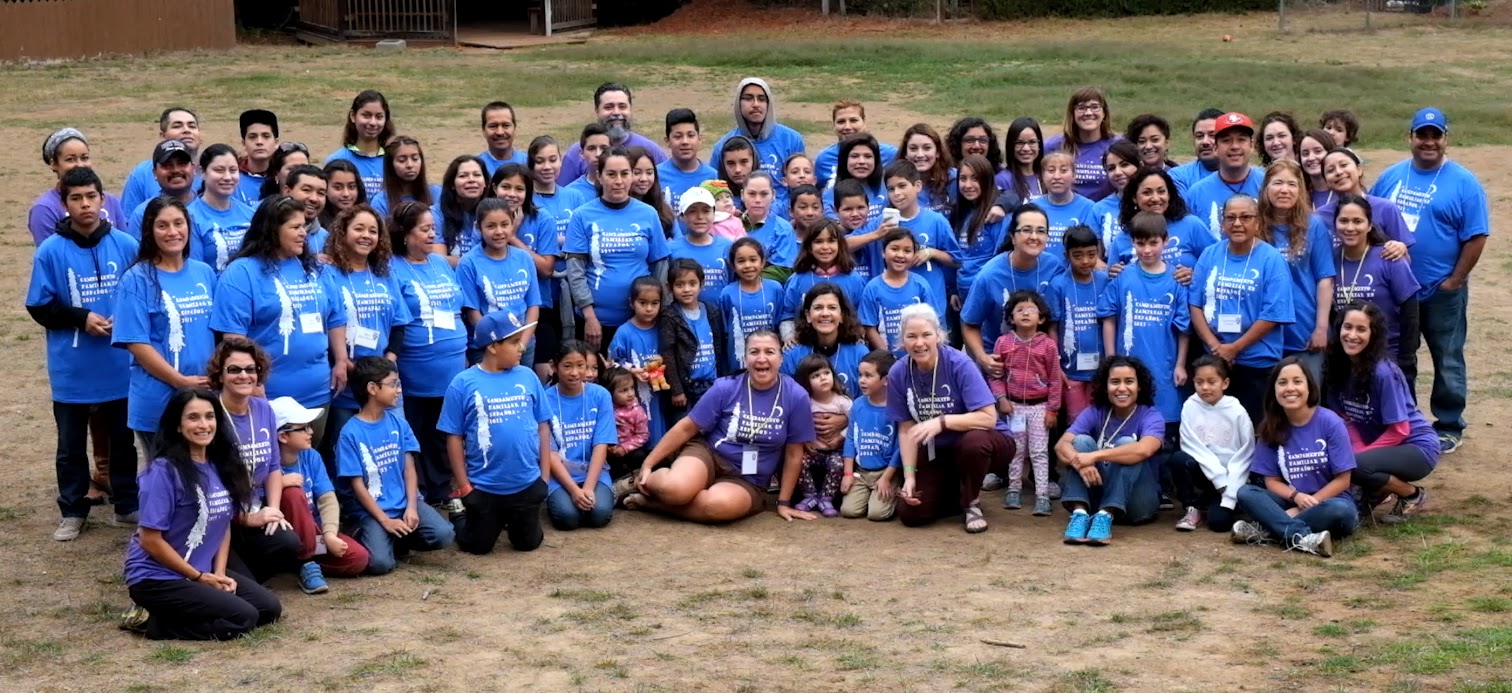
[964, 503, 988, 534]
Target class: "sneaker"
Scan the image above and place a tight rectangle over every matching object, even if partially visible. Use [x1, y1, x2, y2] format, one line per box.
[981, 473, 1005, 491]
[53, 517, 85, 542]
[1063, 510, 1091, 544]
[1159, 495, 1176, 511]
[118, 605, 149, 634]
[1175, 506, 1202, 532]
[442, 498, 465, 519]
[1002, 489, 1022, 510]
[795, 496, 819, 513]
[1085, 511, 1114, 545]
[1438, 434, 1462, 454]
[611, 475, 639, 508]
[1033, 496, 1052, 516]
[298, 562, 330, 595]
[1382, 487, 1428, 525]
[112, 511, 139, 527]
[1046, 481, 1061, 500]
[1230, 520, 1274, 546]
[1288, 530, 1334, 558]
[818, 500, 839, 518]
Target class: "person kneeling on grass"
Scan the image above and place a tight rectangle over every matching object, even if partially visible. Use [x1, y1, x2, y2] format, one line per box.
[1055, 355, 1165, 546]
[440, 312, 552, 554]
[270, 396, 370, 593]
[1231, 356, 1358, 558]
[120, 389, 281, 640]
[340, 356, 454, 575]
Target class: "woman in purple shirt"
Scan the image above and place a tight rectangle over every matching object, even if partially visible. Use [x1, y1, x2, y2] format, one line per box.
[622, 330, 816, 523]
[1325, 302, 1437, 524]
[30, 128, 127, 245]
[1331, 193, 1420, 376]
[1231, 356, 1359, 557]
[120, 388, 281, 640]
[1044, 87, 1120, 201]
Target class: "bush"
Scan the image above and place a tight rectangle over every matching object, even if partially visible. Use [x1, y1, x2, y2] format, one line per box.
[974, 0, 1273, 19]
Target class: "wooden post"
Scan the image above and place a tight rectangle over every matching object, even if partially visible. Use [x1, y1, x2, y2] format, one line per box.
[822, 0, 829, 16]
[1278, 0, 1287, 33]
[936, 0, 942, 22]
[544, 0, 553, 36]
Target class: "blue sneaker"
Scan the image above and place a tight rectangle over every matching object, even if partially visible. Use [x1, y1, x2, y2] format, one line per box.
[1033, 496, 1052, 516]
[1003, 489, 1022, 509]
[299, 562, 329, 595]
[1085, 511, 1114, 546]
[1063, 510, 1091, 544]
[1438, 434, 1462, 455]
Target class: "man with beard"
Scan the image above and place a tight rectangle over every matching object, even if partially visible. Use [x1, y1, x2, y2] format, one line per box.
[1168, 108, 1224, 196]
[711, 77, 806, 203]
[558, 83, 666, 184]
[123, 141, 196, 240]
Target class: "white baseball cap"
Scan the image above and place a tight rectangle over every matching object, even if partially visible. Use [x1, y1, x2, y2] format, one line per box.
[678, 187, 717, 215]
[269, 396, 321, 429]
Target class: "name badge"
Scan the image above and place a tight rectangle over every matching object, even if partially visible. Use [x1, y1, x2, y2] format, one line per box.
[1217, 313, 1242, 334]
[300, 312, 323, 334]
[353, 325, 380, 350]
[1076, 352, 1101, 371]
[741, 446, 758, 475]
[1009, 412, 1028, 435]
[926, 439, 936, 462]
[431, 310, 457, 332]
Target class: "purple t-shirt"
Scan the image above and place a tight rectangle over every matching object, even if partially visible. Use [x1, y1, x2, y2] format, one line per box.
[1328, 359, 1440, 467]
[1314, 194, 1415, 249]
[886, 345, 997, 448]
[559, 131, 667, 184]
[1334, 246, 1420, 353]
[689, 373, 816, 488]
[1044, 134, 1119, 201]
[1250, 408, 1357, 497]
[29, 188, 127, 246]
[223, 397, 280, 505]
[1066, 404, 1166, 448]
[123, 459, 236, 586]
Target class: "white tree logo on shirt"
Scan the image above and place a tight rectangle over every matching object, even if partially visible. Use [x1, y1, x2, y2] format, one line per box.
[275, 278, 295, 355]
[589, 222, 606, 289]
[1202, 268, 1218, 325]
[163, 290, 185, 371]
[67, 267, 83, 347]
[1123, 292, 1135, 355]
[361, 442, 382, 499]
[474, 391, 493, 468]
[184, 484, 209, 560]
[412, 281, 435, 344]
[341, 286, 359, 358]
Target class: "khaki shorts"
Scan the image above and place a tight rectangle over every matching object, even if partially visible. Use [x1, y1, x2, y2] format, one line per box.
[663, 438, 769, 519]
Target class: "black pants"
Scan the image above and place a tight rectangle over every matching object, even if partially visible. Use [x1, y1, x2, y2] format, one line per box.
[127, 570, 281, 641]
[456, 479, 547, 555]
[574, 321, 620, 357]
[1352, 445, 1434, 494]
[607, 447, 649, 481]
[1225, 363, 1273, 427]
[1166, 450, 1240, 532]
[403, 395, 452, 503]
[230, 524, 303, 583]
[54, 400, 137, 518]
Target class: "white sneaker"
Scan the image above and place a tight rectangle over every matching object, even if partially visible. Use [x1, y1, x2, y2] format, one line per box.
[1288, 531, 1334, 558]
[53, 517, 86, 541]
[981, 473, 1005, 491]
[1230, 520, 1273, 546]
[1175, 506, 1202, 531]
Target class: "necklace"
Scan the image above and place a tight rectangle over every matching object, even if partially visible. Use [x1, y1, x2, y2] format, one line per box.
[1098, 405, 1138, 448]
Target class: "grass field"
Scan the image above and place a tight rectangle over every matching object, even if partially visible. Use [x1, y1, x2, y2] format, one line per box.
[0, 7, 1510, 692]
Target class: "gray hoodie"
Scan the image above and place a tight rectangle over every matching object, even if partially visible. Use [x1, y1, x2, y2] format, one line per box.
[732, 77, 777, 142]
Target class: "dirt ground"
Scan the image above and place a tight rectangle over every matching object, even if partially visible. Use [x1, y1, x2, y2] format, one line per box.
[0, 10, 1509, 693]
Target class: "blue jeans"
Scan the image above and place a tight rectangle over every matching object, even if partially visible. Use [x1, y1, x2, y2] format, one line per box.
[1235, 485, 1358, 543]
[1417, 286, 1468, 435]
[1059, 435, 1160, 524]
[546, 482, 615, 530]
[353, 502, 455, 575]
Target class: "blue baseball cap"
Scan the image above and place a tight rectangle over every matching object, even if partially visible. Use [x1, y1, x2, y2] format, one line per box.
[1411, 107, 1448, 133]
[472, 311, 536, 350]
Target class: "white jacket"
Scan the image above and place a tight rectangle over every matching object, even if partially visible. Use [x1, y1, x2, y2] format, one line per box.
[1179, 394, 1254, 509]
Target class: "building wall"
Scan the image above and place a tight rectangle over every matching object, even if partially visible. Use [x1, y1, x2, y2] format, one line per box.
[0, 0, 236, 62]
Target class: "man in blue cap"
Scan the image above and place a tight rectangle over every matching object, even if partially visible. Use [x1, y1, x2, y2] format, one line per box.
[1371, 107, 1490, 455]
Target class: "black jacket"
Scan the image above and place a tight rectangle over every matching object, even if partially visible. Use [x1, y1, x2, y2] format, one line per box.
[657, 300, 729, 397]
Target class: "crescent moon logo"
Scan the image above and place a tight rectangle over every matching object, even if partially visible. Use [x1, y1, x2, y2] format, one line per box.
[1248, 268, 1261, 280]
[196, 282, 209, 295]
[629, 223, 642, 233]
[1164, 292, 1176, 304]
[1362, 274, 1375, 287]
[940, 383, 953, 397]
[884, 424, 895, 438]
[516, 269, 530, 281]
[1315, 438, 1328, 451]
[838, 372, 851, 385]
[106, 261, 119, 274]
[716, 258, 727, 269]
[770, 403, 785, 420]
[514, 384, 529, 395]
[259, 428, 270, 440]
[1167, 236, 1180, 248]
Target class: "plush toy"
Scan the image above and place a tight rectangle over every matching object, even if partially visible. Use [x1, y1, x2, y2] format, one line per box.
[644, 355, 670, 392]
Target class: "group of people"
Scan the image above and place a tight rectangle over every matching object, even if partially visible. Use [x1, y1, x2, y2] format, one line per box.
[24, 77, 1488, 642]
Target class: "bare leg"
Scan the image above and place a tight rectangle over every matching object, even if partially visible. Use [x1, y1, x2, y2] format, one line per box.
[638, 456, 713, 508]
[635, 483, 755, 524]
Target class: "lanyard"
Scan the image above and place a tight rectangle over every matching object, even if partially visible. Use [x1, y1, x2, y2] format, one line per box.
[906, 353, 941, 421]
[739, 374, 782, 444]
[1009, 254, 1041, 294]
[1097, 406, 1138, 448]
[1219, 243, 1255, 317]
[220, 400, 259, 471]
[1336, 247, 1369, 302]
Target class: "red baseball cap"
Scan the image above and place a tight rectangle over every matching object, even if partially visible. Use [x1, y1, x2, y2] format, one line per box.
[1213, 112, 1254, 137]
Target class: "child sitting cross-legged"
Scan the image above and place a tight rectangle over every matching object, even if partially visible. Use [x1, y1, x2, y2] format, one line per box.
[270, 396, 370, 593]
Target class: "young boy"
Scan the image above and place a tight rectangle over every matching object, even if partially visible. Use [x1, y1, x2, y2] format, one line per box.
[339, 356, 454, 575]
[1319, 109, 1359, 149]
[658, 108, 718, 207]
[668, 188, 734, 305]
[1049, 225, 1108, 420]
[1098, 212, 1190, 431]
[271, 396, 369, 593]
[835, 179, 887, 282]
[841, 350, 901, 521]
[237, 109, 279, 205]
[718, 137, 756, 202]
[741, 172, 798, 282]
[439, 312, 553, 555]
[815, 101, 899, 191]
[564, 123, 611, 200]
[885, 160, 958, 323]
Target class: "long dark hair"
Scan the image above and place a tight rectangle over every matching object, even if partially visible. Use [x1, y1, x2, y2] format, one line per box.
[1002, 117, 1044, 200]
[1257, 355, 1321, 448]
[196, 143, 239, 198]
[952, 154, 997, 248]
[947, 117, 1002, 173]
[900, 123, 953, 205]
[132, 196, 194, 301]
[795, 282, 866, 347]
[836, 134, 883, 190]
[1119, 166, 1189, 229]
[439, 155, 487, 252]
[626, 146, 674, 236]
[236, 195, 317, 275]
[342, 90, 394, 147]
[325, 203, 392, 277]
[153, 388, 252, 508]
[1325, 300, 1388, 403]
[381, 135, 432, 208]
[320, 159, 368, 229]
[1090, 355, 1156, 410]
[996, 202, 1049, 255]
[1332, 192, 1389, 247]
[486, 163, 539, 218]
[792, 219, 855, 275]
[258, 142, 309, 200]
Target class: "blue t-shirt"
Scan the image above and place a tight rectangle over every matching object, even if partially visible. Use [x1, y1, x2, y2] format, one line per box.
[323, 265, 413, 411]
[547, 383, 618, 493]
[689, 373, 816, 488]
[844, 396, 900, 472]
[123, 460, 234, 586]
[918, 169, 959, 216]
[479, 149, 527, 177]
[370, 183, 442, 217]
[25, 229, 138, 403]
[1333, 247, 1420, 355]
[325, 147, 386, 198]
[457, 246, 542, 325]
[1098, 266, 1191, 422]
[516, 210, 562, 308]
[669, 235, 734, 306]
[959, 252, 1066, 354]
[281, 447, 336, 528]
[1108, 214, 1217, 269]
[437, 365, 553, 496]
[607, 321, 668, 444]
[565, 198, 671, 327]
[657, 159, 718, 209]
[1188, 241, 1293, 368]
[1034, 193, 1097, 258]
[337, 410, 422, 519]
[814, 141, 899, 191]
[1047, 270, 1109, 383]
[713, 124, 807, 201]
[1090, 193, 1124, 258]
[1371, 159, 1490, 298]
[112, 259, 218, 431]
[120, 158, 203, 220]
[745, 214, 799, 269]
[1044, 135, 1120, 201]
[1183, 167, 1264, 236]
[236, 170, 265, 206]
[780, 341, 871, 397]
[779, 271, 867, 324]
[187, 197, 255, 272]
[900, 208, 960, 315]
[534, 187, 587, 306]
[828, 182, 889, 279]
[859, 273, 934, 355]
[1168, 160, 1216, 197]
[1250, 408, 1357, 500]
[1269, 220, 1339, 353]
[681, 306, 720, 382]
[210, 256, 346, 408]
[389, 254, 469, 399]
[719, 279, 784, 369]
[952, 213, 1009, 301]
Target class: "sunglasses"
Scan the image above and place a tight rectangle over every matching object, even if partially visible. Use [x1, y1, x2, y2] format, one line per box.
[278, 141, 309, 155]
[223, 365, 261, 375]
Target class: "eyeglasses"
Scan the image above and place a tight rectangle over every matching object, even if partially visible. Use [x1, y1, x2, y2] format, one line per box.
[223, 365, 261, 375]
[278, 424, 312, 434]
[1014, 226, 1050, 235]
[1074, 104, 1105, 115]
[961, 136, 991, 145]
[1013, 140, 1040, 149]
[379, 380, 402, 390]
[1222, 214, 1259, 225]
[278, 141, 309, 154]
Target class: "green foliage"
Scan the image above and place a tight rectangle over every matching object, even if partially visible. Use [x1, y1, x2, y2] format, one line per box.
[973, 0, 1271, 20]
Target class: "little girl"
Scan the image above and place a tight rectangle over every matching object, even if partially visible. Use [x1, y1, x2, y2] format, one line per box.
[1171, 355, 1254, 533]
[603, 367, 650, 482]
[787, 184, 825, 240]
[1038, 151, 1097, 258]
[607, 276, 667, 444]
[858, 228, 934, 355]
[794, 354, 852, 517]
[700, 180, 746, 241]
[780, 219, 866, 346]
[779, 154, 816, 221]
[718, 238, 784, 370]
[457, 197, 542, 366]
[659, 260, 727, 425]
[546, 340, 617, 531]
[990, 290, 1063, 515]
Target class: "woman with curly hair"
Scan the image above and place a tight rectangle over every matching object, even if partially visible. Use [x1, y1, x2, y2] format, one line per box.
[780, 282, 872, 395]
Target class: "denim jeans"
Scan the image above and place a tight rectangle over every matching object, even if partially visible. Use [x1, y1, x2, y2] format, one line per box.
[54, 400, 137, 518]
[1059, 435, 1160, 524]
[1415, 286, 1468, 435]
[1235, 485, 1358, 543]
[546, 482, 614, 531]
[353, 502, 455, 575]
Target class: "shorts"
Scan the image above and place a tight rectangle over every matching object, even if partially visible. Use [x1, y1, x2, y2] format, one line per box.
[658, 438, 768, 519]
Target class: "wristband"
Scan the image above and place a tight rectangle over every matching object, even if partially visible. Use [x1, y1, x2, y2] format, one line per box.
[1288, 490, 1299, 502]
[904, 465, 918, 472]
[776, 499, 792, 508]
[842, 472, 854, 478]
[191, 571, 203, 581]
[451, 483, 473, 499]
